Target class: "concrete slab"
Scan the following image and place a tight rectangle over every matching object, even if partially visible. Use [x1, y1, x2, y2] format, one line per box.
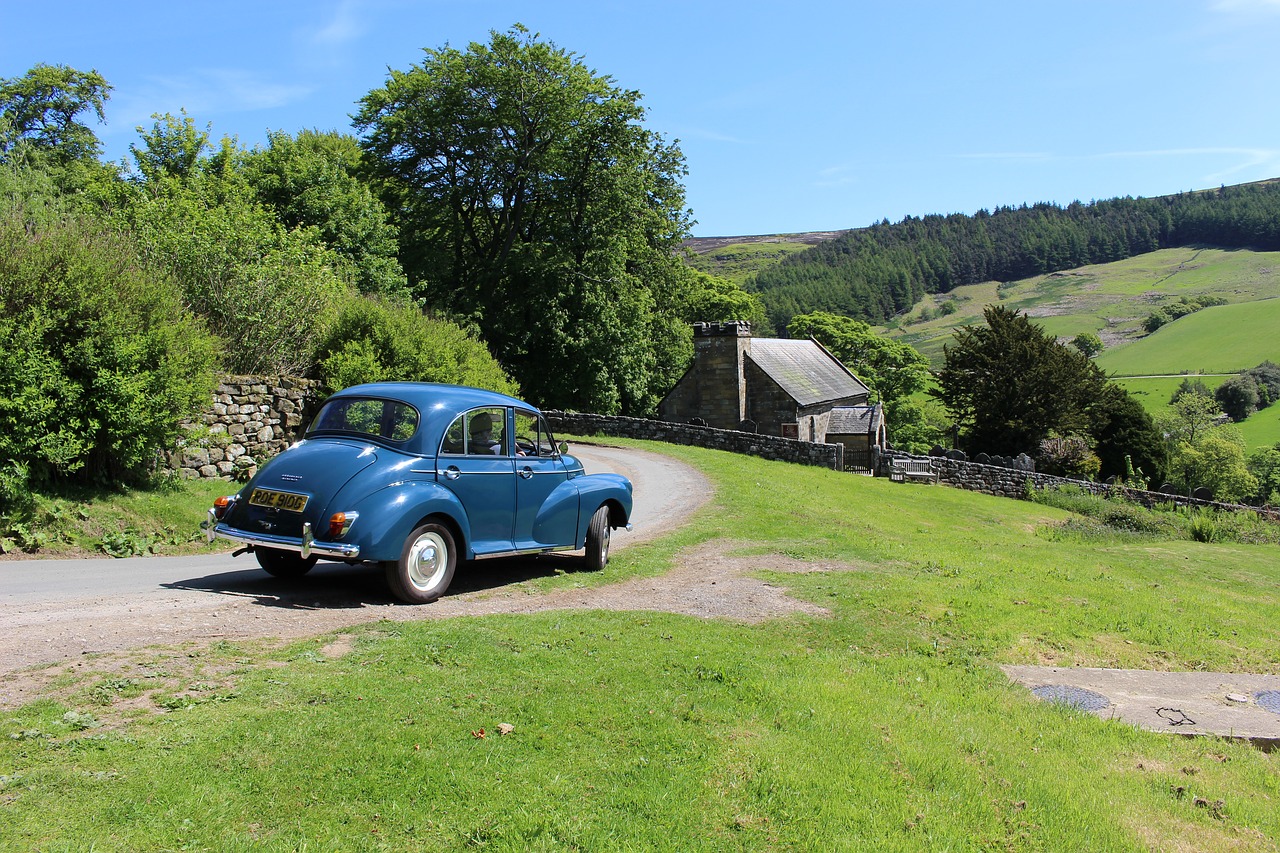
[1002, 665, 1280, 751]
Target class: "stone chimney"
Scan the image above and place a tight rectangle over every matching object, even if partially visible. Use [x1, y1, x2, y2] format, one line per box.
[679, 320, 752, 429]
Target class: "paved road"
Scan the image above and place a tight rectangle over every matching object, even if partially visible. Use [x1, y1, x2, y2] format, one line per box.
[0, 443, 711, 681]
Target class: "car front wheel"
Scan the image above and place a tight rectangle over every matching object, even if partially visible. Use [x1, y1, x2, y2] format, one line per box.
[255, 547, 318, 578]
[584, 505, 611, 571]
[385, 522, 457, 604]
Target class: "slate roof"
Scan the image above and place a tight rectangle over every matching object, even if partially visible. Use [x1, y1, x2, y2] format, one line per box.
[745, 338, 870, 407]
[828, 404, 882, 436]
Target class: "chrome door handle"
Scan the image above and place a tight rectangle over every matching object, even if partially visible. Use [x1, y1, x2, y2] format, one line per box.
[443, 466, 461, 480]
[519, 467, 533, 479]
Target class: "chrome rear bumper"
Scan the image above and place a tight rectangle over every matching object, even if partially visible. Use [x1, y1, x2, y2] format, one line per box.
[207, 510, 361, 559]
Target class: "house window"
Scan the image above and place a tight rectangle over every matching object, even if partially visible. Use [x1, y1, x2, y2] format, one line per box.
[780, 423, 799, 439]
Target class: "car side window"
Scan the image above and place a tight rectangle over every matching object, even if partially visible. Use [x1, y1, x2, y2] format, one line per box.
[513, 409, 557, 457]
[465, 408, 508, 456]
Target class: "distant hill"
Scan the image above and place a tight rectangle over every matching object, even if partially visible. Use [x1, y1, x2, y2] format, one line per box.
[682, 232, 849, 286]
[724, 178, 1280, 332]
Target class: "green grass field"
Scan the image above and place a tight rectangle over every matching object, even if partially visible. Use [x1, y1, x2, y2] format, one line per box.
[888, 247, 1280, 369]
[4, 442, 1279, 850]
[1097, 299, 1280, 376]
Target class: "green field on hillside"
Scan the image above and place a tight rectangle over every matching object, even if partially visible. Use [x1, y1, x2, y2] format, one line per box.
[4, 441, 1280, 850]
[1095, 298, 1280, 375]
[887, 247, 1280, 367]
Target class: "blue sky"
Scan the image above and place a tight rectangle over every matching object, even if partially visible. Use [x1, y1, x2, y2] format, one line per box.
[4, 0, 1280, 236]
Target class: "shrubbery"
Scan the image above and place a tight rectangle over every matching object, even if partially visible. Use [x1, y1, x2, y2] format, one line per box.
[315, 296, 519, 396]
[1028, 484, 1280, 544]
[0, 201, 217, 493]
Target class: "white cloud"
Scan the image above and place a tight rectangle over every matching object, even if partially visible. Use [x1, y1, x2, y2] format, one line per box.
[312, 0, 368, 46]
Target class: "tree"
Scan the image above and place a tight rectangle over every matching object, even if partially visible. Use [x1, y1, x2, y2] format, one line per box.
[355, 25, 694, 414]
[1169, 377, 1212, 404]
[1169, 428, 1257, 503]
[240, 130, 407, 296]
[934, 306, 1104, 456]
[0, 64, 111, 168]
[1215, 374, 1259, 422]
[1069, 332, 1103, 358]
[0, 183, 217, 488]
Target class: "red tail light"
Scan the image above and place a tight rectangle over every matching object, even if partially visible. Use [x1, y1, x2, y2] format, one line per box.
[213, 496, 233, 519]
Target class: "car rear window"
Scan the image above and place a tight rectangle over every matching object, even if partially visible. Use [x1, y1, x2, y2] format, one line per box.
[307, 397, 419, 442]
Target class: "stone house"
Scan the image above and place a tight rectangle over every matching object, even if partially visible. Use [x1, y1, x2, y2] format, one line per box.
[658, 321, 880, 449]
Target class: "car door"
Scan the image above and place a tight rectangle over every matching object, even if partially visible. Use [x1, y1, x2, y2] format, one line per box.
[437, 407, 515, 555]
[512, 409, 577, 549]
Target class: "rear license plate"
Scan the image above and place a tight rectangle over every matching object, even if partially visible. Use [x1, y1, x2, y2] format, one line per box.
[248, 488, 309, 512]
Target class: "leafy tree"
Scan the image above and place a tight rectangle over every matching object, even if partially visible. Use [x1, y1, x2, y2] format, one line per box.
[1245, 361, 1280, 408]
[1215, 374, 1259, 422]
[119, 121, 349, 375]
[128, 110, 211, 183]
[1069, 332, 1103, 358]
[934, 306, 1102, 456]
[240, 130, 407, 296]
[0, 64, 110, 169]
[1247, 444, 1280, 505]
[885, 397, 950, 455]
[1169, 428, 1257, 503]
[1169, 377, 1212, 404]
[787, 311, 930, 405]
[1156, 391, 1220, 448]
[355, 25, 693, 413]
[679, 270, 769, 333]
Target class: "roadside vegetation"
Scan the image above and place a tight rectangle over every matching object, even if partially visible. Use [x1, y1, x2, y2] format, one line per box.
[4, 441, 1279, 850]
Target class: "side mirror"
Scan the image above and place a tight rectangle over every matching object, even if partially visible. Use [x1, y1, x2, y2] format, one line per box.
[558, 441, 569, 456]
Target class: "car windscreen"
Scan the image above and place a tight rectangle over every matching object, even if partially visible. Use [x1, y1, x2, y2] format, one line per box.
[306, 397, 419, 442]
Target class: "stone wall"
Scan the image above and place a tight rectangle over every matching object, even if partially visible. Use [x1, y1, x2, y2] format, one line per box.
[167, 376, 322, 480]
[546, 411, 845, 470]
[881, 449, 1264, 515]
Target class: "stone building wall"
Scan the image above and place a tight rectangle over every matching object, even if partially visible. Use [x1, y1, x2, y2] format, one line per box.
[167, 375, 322, 480]
[657, 321, 750, 430]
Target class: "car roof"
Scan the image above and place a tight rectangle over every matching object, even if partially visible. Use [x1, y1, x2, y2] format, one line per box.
[323, 383, 535, 452]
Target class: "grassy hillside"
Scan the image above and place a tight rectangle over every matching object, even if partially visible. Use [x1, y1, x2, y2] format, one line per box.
[882, 247, 1280, 450]
[682, 232, 846, 286]
[1095, 298, 1280, 376]
[5, 441, 1280, 850]
[887, 247, 1280, 367]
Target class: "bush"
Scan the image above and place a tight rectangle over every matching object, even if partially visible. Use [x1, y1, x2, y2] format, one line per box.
[315, 296, 519, 396]
[122, 174, 347, 376]
[0, 205, 217, 487]
[1037, 433, 1101, 480]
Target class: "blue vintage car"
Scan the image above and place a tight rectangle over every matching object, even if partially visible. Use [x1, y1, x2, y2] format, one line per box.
[207, 382, 633, 603]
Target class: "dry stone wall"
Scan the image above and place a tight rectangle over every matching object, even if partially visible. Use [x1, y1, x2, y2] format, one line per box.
[545, 411, 844, 470]
[881, 449, 1262, 514]
[167, 376, 322, 480]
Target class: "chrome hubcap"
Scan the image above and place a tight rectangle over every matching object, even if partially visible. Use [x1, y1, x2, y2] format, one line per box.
[407, 532, 448, 590]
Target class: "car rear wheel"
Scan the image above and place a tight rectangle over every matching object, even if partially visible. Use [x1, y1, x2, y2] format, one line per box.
[255, 547, 318, 578]
[584, 505, 611, 571]
[386, 522, 456, 604]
